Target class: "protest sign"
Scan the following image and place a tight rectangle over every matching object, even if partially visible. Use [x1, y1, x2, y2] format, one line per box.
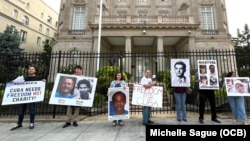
[225, 77, 250, 96]
[108, 87, 129, 121]
[197, 60, 219, 90]
[49, 73, 97, 107]
[131, 84, 163, 108]
[2, 81, 45, 105]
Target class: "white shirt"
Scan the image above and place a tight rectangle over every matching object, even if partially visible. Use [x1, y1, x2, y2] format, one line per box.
[140, 76, 152, 86]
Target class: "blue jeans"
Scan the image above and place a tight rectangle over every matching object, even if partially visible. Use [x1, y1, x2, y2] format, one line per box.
[228, 96, 247, 120]
[142, 106, 151, 123]
[17, 103, 36, 125]
[174, 92, 187, 120]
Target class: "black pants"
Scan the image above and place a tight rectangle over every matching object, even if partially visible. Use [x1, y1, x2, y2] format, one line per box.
[17, 103, 36, 125]
[199, 90, 217, 120]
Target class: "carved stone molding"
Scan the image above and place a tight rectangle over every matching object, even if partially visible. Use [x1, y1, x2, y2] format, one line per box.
[75, 0, 85, 3]
[201, 0, 214, 4]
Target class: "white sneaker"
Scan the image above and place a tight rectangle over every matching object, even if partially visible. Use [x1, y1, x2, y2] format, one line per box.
[29, 123, 34, 129]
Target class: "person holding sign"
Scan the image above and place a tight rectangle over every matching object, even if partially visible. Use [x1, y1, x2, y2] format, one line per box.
[173, 87, 187, 122]
[10, 66, 45, 131]
[109, 72, 127, 127]
[225, 72, 248, 125]
[63, 65, 83, 128]
[195, 72, 221, 124]
[141, 69, 157, 125]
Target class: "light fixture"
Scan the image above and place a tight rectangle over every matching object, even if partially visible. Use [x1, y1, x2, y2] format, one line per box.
[188, 30, 191, 34]
[142, 20, 146, 34]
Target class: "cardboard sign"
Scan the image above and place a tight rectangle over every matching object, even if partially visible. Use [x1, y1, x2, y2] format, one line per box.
[131, 84, 163, 108]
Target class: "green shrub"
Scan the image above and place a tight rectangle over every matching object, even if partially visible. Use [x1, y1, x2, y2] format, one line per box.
[156, 70, 172, 93]
[93, 93, 106, 108]
[0, 65, 7, 83]
[95, 66, 130, 95]
[215, 87, 227, 107]
[238, 68, 250, 77]
[123, 71, 131, 80]
[59, 64, 77, 74]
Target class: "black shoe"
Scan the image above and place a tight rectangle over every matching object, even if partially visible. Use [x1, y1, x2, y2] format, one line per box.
[29, 123, 34, 129]
[183, 119, 187, 122]
[62, 122, 71, 128]
[73, 122, 78, 127]
[10, 124, 22, 131]
[142, 123, 149, 126]
[148, 120, 154, 124]
[212, 119, 221, 123]
[118, 120, 124, 126]
[199, 118, 204, 124]
[177, 119, 181, 122]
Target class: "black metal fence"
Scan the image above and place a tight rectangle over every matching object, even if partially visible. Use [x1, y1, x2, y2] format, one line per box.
[0, 50, 250, 118]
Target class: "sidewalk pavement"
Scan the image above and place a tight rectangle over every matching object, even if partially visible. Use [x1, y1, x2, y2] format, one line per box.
[0, 113, 249, 141]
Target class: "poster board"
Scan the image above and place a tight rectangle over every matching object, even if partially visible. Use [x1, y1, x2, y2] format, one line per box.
[2, 81, 45, 105]
[108, 87, 130, 121]
[49, 73, 97, 107]
[197, 60, 219, 90]
[225, 77, 250, 96]
[171, 59, 191, 87]
[131, 84, 163, 108]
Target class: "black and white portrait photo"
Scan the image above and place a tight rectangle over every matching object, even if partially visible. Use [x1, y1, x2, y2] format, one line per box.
[171, 59, 191, 87]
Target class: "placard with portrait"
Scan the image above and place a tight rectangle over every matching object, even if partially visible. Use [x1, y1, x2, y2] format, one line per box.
[197, 60, 219, 90]
[49, 73, 97, 107]
[107, 87, 130, 121]
[225, 77, 250, 96]
[171, 59, 191, 87]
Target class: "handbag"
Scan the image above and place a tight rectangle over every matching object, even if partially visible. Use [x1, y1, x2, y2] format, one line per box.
[186, 87, 192, 94]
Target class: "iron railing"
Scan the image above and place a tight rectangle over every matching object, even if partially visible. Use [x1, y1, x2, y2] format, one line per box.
[0, 50, 250, 118]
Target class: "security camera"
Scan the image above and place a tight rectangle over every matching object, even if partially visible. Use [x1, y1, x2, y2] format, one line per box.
[142, 29, 146, 34]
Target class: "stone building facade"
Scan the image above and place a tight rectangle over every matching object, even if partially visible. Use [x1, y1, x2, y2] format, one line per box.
[0, 0, 59, 52]
[53, 0, 235, 77]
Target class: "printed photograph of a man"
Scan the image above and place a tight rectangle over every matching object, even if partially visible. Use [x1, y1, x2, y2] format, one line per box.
[109, 91, 128, 116]
[171, 59, 190, 87]
[55, 76, 76, 99]
[209, 64, 216, 75]
[76, 79, 91, 100]
[199, 65, 207, 74]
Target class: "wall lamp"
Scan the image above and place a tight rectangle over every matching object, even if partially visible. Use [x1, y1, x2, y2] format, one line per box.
[142, 20, 147, 34]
